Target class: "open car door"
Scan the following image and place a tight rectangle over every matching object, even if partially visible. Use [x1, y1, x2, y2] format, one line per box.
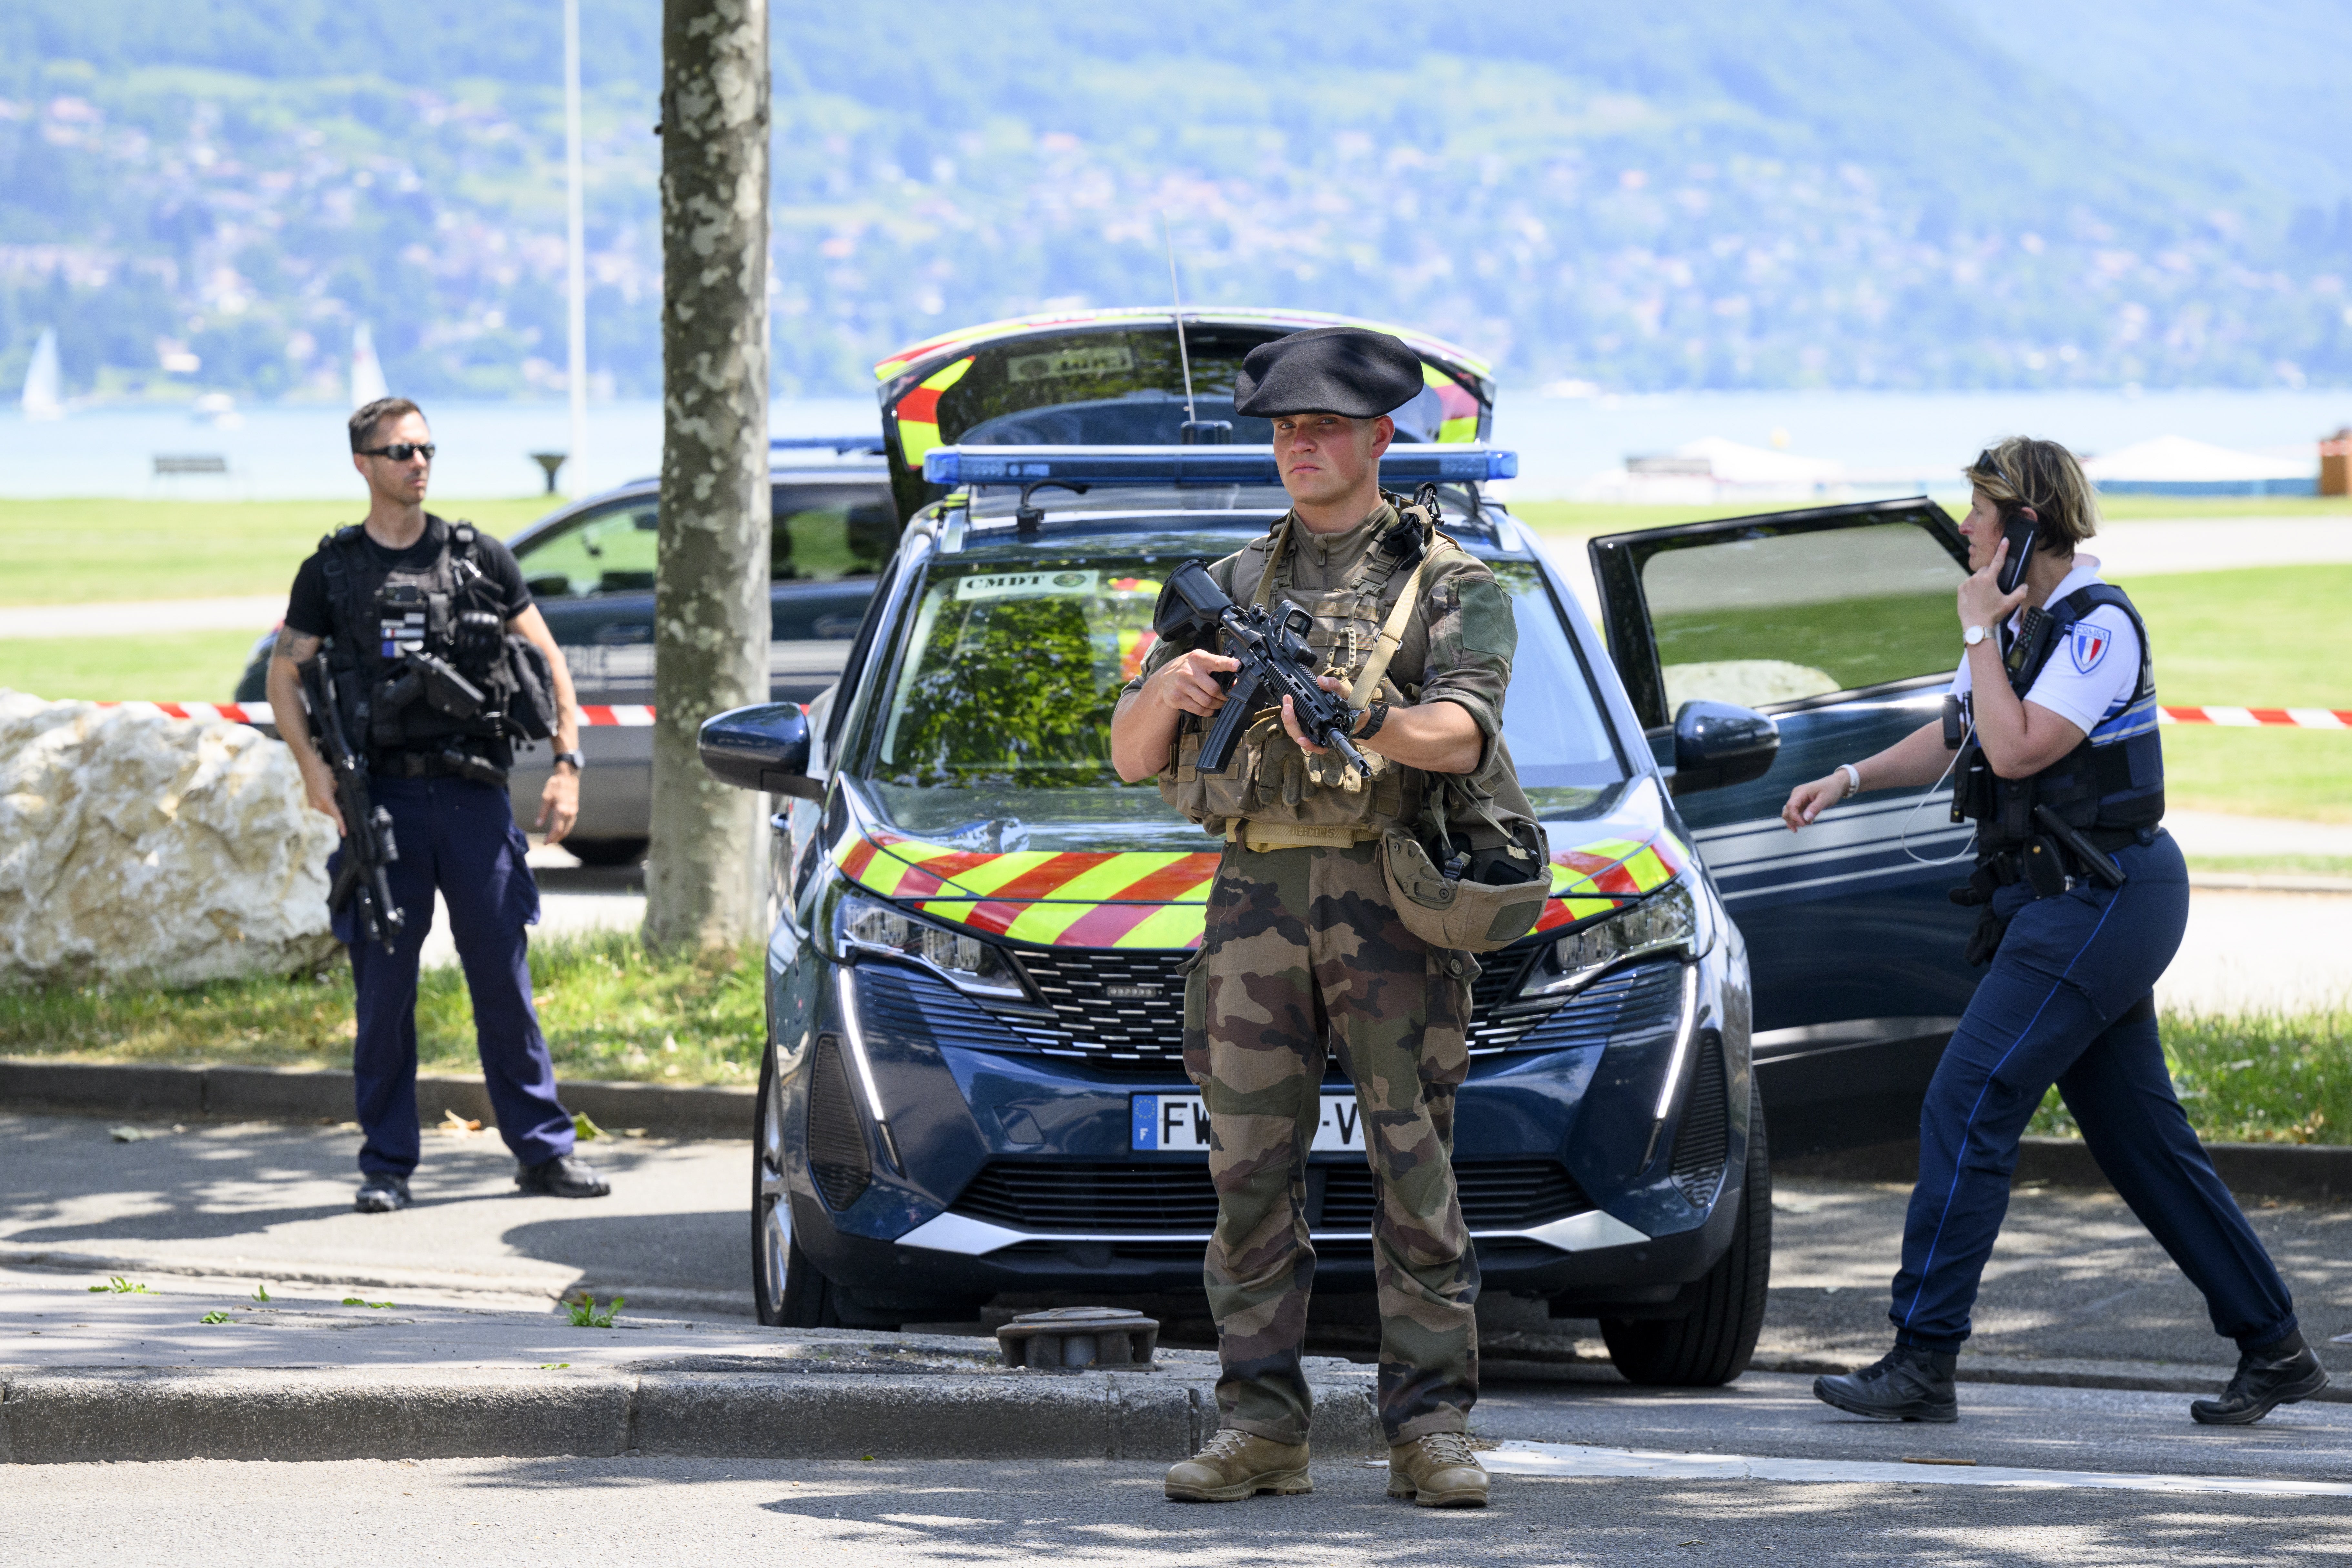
[1590, 499, 1981, 1155]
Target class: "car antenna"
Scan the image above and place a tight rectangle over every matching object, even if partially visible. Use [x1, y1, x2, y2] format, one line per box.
[1163, 213, 1230, 445]
[1163, 212, 1197, 426]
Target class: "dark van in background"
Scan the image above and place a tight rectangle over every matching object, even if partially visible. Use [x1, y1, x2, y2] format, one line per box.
[235, 442, 900, 865]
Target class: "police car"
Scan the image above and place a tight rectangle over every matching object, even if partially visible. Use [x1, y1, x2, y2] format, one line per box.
[694, 308, 1982, 1386]
[233, 440, 900, 865]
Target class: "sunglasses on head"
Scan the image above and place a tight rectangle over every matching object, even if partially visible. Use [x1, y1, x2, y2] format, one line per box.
[360, 442, 436, 462]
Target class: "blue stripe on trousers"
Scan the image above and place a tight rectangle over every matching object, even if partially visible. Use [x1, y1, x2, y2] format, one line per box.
[1888, 831, 2296, 1354]
[333, 774, 576, 1178]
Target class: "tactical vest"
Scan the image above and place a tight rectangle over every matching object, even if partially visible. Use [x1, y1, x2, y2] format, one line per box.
[1953, 581, 2165, 855]
[1160, 502, 1447, 837]
[317, 515, 555, 780]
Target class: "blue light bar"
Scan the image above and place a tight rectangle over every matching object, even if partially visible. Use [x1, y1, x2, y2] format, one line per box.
[922, 444, 1517, 488]
[771, 435, 886, 454]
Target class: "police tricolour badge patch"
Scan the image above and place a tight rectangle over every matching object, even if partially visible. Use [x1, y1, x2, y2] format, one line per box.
[2068, 625, 2110, 673]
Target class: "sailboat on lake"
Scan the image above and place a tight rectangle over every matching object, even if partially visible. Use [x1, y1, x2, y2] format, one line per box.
[20, 328, 62, 420]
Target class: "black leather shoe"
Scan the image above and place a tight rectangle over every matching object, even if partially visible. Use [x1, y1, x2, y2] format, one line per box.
[1813, 1345, 1959, 1423]
[354, 1173, 412, 1213]
[2191, 1334, 2329, 1426]
[516, 1153, 611, 1198]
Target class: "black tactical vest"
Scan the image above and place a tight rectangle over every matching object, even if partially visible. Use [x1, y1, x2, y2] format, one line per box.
[316, 516, 554, 779]
[1952, 581, 2165, 854]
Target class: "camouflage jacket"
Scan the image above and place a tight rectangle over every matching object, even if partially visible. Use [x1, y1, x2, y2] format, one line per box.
[1123, 497, 1517, 835]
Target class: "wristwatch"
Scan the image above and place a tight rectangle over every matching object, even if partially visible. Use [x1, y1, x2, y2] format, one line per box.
[1351, 702, 1390, 742]
[552, 749, 585, 773]
[1963, 624, 1991, 648]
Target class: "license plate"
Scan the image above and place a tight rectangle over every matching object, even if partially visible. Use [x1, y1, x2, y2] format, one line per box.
[1130, 1093, 1367, 1153]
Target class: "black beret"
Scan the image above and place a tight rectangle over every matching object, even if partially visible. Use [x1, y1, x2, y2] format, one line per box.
[1233, 327, 1425, 419]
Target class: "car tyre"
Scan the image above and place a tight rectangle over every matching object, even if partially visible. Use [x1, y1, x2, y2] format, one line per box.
[1600, 1083, 1772, 1386]
[566, 837, 649, 867]
[752, 1038, 842, 1328]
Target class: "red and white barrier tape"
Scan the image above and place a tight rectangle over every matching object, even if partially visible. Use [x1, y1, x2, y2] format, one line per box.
[97, 702, 2351, 730]
[96, 701, 661, 727]
[2158, 706, 2351, 728]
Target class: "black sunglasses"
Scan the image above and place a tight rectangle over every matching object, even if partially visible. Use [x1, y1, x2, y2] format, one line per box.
[359, 442, 436, 462]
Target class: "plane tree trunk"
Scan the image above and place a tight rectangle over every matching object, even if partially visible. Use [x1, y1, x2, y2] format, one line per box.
[645, 0, 770, 950]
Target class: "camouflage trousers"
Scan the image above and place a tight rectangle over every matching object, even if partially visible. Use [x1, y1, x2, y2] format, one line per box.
[1181, 839, 1480, 1446]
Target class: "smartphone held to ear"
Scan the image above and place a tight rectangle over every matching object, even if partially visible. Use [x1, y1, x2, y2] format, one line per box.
[1996, 507, 2038, 595]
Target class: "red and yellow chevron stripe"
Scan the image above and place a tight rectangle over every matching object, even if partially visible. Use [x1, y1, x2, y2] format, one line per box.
[1536, 830, 1690, 935]
[873, 306, 1494, 385]
[837, 831, 1220, 948]
[833, 823, 1689, 949]
[890, 355, 975, 474]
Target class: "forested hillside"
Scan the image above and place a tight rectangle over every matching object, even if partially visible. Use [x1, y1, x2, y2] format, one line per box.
[5, 0, 2351, 402]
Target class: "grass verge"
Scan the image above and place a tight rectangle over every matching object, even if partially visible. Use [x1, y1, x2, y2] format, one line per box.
[0, 496, 557, 608]
[0, 628, 269, 703]
[0, 930, 766, 1088]
[2032, 1010, 2352, 1145]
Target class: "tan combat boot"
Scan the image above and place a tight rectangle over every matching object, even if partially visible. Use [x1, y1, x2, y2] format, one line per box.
[1163, 1428, 1312, 1502]
[1388, 1431, 1489, 1507]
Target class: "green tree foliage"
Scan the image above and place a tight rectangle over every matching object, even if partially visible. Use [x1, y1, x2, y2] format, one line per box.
[6, 0, 2352, 401]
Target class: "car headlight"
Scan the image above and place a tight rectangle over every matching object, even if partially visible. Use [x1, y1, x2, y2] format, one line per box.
[834, 890, 1028, 999]
[1517, 875, 1708, 1001]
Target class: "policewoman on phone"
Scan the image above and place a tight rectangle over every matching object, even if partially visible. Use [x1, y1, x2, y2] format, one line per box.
[1781, 437, 2323, 1427]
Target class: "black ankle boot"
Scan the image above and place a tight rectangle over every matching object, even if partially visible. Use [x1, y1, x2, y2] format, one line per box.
[1813, 1344, 1959, 1423]
[2191, 1331, 2329, 1426]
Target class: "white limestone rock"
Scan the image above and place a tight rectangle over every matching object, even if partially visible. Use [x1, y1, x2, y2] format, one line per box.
[0, 691, 340, 985]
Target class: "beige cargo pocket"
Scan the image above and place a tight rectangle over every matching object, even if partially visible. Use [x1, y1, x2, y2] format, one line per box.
[1177, 946, 1211, 1089]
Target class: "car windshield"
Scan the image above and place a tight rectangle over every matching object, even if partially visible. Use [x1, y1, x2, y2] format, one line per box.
[514, 485, 897, 599]
[853, 545, 1624, 810]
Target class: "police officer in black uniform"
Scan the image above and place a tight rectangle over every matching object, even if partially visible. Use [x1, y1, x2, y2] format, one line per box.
[270, 396, 611, 1213]
[1781, 437, 2324, 1426]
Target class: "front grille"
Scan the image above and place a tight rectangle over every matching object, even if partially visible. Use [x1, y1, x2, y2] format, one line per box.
[1670, 1030, 1730, 1207]
[1472, 958, 1685, 1055]
[1320, 1160, 1593, 1230]
[955, 1160, 1220, 1231]
[804, 1033, 872, 1211]
[926, 943, 1684, 1066]
[951, 1158, 1590, 1234]
[990, 948, 1195, 1067]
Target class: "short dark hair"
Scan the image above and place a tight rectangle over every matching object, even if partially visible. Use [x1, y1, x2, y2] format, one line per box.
[349, 396, 424, 453]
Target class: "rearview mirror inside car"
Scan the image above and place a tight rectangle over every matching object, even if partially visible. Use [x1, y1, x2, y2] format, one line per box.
[698, 703, 821, 800]
[1669, 700, 1780, 795]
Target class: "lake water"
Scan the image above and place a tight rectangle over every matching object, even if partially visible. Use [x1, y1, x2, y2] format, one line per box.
[1, 388, 2346, 502]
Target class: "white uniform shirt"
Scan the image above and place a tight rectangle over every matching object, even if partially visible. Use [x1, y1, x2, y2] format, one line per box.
[1951, 560, 2152, 746]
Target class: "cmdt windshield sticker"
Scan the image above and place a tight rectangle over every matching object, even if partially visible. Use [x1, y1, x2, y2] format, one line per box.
[1005, 343, 1136, 382]
[956, 570, 1100, 601]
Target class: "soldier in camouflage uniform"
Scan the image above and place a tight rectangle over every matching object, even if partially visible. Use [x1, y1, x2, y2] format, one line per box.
[1110, 328, 1515, 1508]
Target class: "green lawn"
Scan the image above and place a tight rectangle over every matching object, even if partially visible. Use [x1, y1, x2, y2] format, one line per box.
[2032, 1009, 2352, 1145]
[0, 931, 765, 1088]
[1509, 492, 2352, 540]
[0, 629, 268, 703]
[0, 496, 557, 608]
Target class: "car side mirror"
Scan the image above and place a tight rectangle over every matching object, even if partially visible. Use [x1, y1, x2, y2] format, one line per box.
[1669, 700, 1780, 795]
[698, 703, 822, 800]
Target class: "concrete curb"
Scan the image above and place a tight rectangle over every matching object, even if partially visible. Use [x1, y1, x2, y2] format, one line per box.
[0, 1366, 1376, 1466]
[0, 1057, 754, 1139]
[1780, 1134, 2352, 1202]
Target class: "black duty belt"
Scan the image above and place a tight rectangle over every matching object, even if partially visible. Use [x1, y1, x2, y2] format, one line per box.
[379, 749, 509, 785]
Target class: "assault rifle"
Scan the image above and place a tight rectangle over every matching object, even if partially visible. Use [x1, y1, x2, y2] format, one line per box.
[297, 657, 406, 955]
[1154, 559, 1372, 777]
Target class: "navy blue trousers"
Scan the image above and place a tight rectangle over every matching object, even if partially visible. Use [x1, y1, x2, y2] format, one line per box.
[332, 774, 575, 1179]
[1891, 830, 2296, 1354]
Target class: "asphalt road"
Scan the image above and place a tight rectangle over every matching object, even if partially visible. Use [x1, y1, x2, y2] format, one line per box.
[7, 1108, 2350, 1386]
[5, 1443, 2350, 1566]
